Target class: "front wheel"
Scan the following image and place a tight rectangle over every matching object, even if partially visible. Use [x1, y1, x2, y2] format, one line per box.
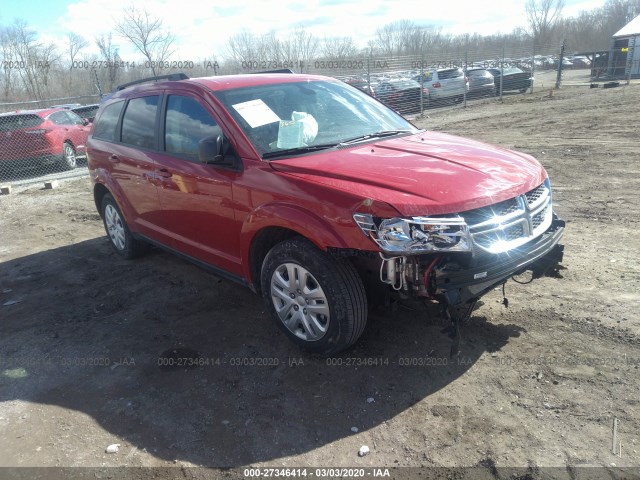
[261, 238, 367, 355]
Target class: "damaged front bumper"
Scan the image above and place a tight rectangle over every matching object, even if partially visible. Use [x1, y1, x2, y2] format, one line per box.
[435, 215, 565, 305]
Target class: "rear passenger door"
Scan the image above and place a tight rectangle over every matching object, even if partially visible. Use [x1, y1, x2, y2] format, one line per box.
[151, 93, 243, 276]
[90, 96, 167, 242]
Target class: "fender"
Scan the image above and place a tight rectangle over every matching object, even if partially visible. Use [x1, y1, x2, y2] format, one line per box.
[239, 202, 351, 282]
[92, 168, 138, 230]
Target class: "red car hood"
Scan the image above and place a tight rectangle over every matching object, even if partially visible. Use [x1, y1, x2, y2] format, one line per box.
[269, 131, 547, 217]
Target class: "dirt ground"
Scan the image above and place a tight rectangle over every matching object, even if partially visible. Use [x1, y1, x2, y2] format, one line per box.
[1, 81, 639, 477]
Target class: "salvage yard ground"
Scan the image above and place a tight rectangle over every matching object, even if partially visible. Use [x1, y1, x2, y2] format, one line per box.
[0, 83, 639, 475]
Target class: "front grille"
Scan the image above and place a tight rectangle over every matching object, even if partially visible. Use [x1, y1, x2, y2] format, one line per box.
[531, 207, 548, 229]
[505, 223, 525, 240]
[461, 197, 520, 226]
[525, 183, 549, 209]
[462, 179, 552, 254]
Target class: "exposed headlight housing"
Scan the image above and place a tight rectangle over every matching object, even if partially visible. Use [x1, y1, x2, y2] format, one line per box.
[353, 213, 472, 254]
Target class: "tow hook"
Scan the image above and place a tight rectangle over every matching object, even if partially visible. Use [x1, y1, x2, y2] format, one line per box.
[442, 300, 479, 358]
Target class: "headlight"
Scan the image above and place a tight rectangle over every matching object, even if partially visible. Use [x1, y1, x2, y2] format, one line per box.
[353, 213, 472, 254]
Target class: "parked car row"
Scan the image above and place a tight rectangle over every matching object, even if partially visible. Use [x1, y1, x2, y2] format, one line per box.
[342, 64, 533, 113]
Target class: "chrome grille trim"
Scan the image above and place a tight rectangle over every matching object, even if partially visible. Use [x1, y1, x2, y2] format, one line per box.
[462, 180, 553, 254]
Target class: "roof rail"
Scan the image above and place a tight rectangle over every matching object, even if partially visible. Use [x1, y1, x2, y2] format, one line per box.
[116, 73, 190, 91]
[248, 69, 294, 74]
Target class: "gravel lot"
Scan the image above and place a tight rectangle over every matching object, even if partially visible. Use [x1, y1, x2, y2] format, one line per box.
[1, 81, 639, 477]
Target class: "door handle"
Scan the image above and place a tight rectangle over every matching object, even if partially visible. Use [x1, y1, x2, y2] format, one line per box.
[157, 168, 172, 178]
[108, 154, 120, 163]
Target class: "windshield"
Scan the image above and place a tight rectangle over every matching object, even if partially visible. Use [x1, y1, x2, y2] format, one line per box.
[215, 80, 419, 158]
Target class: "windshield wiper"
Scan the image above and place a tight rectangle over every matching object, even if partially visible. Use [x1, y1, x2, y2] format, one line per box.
[262, 143, 338, 160]
[339, 130, 416, 145]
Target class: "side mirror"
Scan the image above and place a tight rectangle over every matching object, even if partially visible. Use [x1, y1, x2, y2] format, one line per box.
[198, 126, 224, 164]
[82, 118, 90, 126]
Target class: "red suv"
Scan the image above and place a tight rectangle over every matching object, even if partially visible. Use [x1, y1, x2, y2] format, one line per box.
[87, 72, 564, 355]
[0, 108, 90, 175]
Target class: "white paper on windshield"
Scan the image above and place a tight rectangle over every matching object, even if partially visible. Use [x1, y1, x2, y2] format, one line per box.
[231, 99, 281, 128]
[277, 120, 304, 148]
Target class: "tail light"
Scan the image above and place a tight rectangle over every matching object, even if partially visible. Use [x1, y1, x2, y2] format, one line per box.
[422, 87, 429, 95]
[465, 76, 469, 84]
[431, 82, 441, 88]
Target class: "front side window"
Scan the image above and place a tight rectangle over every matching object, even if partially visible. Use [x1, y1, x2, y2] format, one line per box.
[93, 101, 125, 142]
[121, 96, 159, 149]
[65, 111, 85, 125]
[164, 95, 217, 161]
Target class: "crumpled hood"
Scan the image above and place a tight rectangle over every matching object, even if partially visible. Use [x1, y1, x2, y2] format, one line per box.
[269, 131, 547, 216]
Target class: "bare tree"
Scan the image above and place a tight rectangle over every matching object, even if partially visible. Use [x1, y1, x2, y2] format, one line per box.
[114, 6, 174, 76]
[375, 20, 414, 56]
[96, 33, 120, 91]
[0, 27, 17, 100]
[66, 32, 88, 90]
[321, 36, 358, 59]
[373, 20, 444, 57]
[5, 20, 59, 100]
[226, 31, 257, 64]
[290, 26, 319, 68]
[226, 30, 282, 70]
[525, 0, 565, 45]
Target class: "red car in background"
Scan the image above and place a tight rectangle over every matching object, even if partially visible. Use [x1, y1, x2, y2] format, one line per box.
[0, 108, 90, 175]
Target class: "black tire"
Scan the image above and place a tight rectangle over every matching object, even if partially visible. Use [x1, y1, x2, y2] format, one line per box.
[100, 193, 147, 259]
[261, 237, 367, 355]
[59, 142, 77, 171]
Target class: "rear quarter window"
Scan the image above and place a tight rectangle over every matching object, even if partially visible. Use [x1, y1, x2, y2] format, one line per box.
[93, 101, 125, 142]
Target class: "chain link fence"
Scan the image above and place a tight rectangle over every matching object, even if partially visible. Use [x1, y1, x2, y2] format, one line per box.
[0, 39, 630, 185]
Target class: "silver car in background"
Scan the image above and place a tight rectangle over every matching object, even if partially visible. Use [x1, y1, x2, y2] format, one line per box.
[414, 67, 468, 104]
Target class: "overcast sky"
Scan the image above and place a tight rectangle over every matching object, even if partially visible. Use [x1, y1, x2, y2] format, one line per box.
[0, 0, 607, 60]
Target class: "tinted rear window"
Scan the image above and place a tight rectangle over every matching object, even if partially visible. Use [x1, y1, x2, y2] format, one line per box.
[437, 68, 464, 79]
[93, 101, 125, 141]
[0, 114, 43, 132]
[467, 69, 489, 77]
[121, 96, 159, 149]
[389, 79, 420, 89]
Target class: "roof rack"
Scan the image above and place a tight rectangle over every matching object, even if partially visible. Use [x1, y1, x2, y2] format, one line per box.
[116, 73, 190, 91]
[248, 69, 294, 74]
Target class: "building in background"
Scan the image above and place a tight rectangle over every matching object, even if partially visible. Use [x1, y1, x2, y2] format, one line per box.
[608, 14, 640, 78]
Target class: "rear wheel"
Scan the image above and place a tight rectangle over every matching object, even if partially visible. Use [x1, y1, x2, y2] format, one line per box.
[101, 193, 147, 259]
[261, 237, 367, 355]
[59, 142, 77, 170]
